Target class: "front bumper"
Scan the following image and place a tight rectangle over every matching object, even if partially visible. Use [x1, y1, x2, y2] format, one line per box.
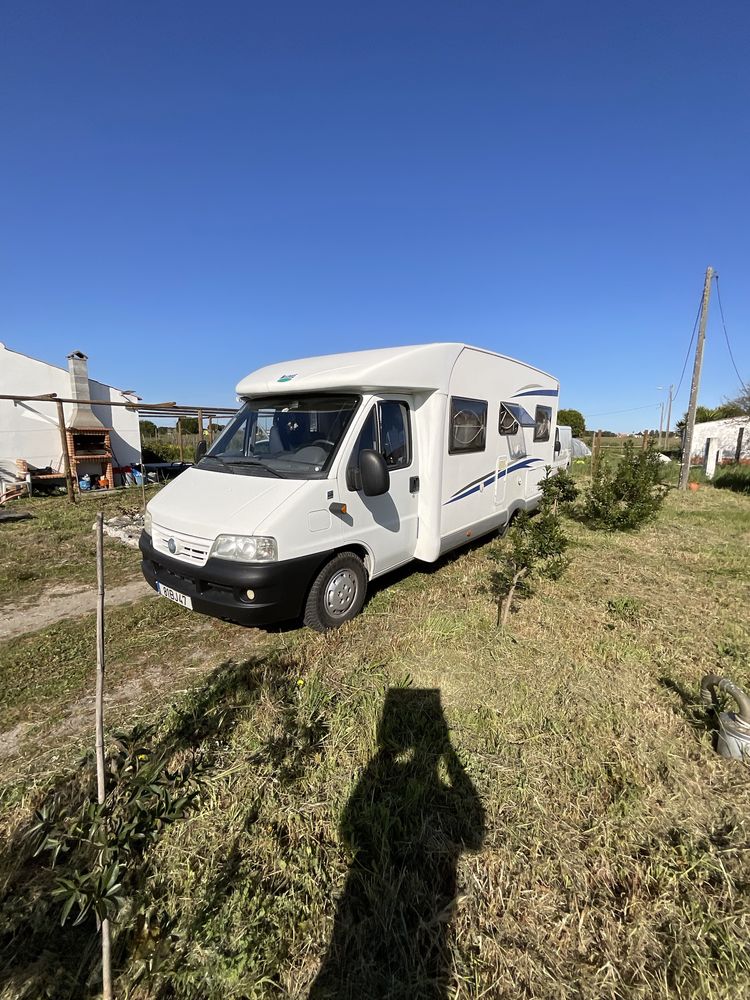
[139, 532, 332, 626]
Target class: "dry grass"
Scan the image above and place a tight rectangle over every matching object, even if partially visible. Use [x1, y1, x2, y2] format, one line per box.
[0, 488, 161, 606]
[0, 487, 749, 998]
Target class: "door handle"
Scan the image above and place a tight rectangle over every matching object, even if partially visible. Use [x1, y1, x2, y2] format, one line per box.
[409, 476, 420, 494]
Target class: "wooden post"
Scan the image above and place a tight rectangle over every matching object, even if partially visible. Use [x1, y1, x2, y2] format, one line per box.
[591, 430, 602, 480]
[177, 417, 184, 462]
[642, 430, 649, 451]
[736, 427, 745, 465]
[197, 409, 204, 442]
[95, 514, 113, 1000]
[55, 399, 76, 504]
[679, 266, 714, 489]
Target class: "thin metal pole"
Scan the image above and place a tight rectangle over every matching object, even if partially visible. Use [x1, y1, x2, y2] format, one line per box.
[658, 403, 664, 449]
[95, 514, 113, 1000]
[55, 400, 76, 504]
[679, 267, 714, 489]
[665, 384, 674, 448]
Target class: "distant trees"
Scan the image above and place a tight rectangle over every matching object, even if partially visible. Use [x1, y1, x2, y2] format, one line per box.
[139, 420, 158, 438]
[675, 402, 745, 432]
[725, 385, 750, 415]
[557, 408, 585, 437]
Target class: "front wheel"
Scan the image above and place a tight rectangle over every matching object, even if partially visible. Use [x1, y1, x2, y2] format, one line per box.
[303, 552, 368, 632]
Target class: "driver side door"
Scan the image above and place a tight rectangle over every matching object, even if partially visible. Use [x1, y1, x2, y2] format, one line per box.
[339, 397, 419, 576]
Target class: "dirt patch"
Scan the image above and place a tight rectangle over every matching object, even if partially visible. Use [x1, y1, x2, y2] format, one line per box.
[1, 579, 155, 640]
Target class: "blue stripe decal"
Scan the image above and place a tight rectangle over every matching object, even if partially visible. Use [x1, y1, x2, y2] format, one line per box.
[443, 457, 542, 506]
[512, 388, 559, 398]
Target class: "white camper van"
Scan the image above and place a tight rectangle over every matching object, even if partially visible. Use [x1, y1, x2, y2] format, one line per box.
[140, 344, 560, 630]
[554, 425, 572, 470]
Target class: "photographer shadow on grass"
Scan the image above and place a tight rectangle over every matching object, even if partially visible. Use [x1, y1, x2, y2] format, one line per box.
[310, 688, 485, 1000]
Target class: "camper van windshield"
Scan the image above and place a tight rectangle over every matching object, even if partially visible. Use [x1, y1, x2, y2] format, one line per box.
[199, 394, 360, 479]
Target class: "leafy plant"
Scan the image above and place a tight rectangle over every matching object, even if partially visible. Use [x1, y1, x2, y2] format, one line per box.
[579, 441, 668, 531]
[26, 724, 207, 934]
[488, 468, 570, 627]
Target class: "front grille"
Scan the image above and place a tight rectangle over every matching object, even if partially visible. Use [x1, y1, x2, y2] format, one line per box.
[152, 523, 211, 567]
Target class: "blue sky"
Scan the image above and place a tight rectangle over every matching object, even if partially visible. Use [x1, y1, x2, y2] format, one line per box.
[2, 1, 748, 431]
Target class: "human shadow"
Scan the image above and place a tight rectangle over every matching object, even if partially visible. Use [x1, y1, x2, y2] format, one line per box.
[309, 688, 485, 1000]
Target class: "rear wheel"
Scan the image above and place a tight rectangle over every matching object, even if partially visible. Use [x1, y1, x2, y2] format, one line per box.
[303, 552, 368, 632]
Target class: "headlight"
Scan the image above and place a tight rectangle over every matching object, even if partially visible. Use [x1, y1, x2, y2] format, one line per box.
[143, 510, 152, 535]
[210, 534, 278, 562]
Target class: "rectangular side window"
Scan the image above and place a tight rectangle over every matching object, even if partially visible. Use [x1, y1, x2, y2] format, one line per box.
[378, 400, 411, 469]
[449, 397, 487, 454]
[534, 405, 552, 442]
[499, 403, 518, 435]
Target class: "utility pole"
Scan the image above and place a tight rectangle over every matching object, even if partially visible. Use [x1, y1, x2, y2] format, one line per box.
[664, 384, 674, 448]
[679, 267, 714, 490]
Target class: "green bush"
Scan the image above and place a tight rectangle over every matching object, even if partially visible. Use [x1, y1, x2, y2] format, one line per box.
[714, 464, 750, 495]
[488, 469, 570, 627]
[579, 442, 668, 531]
[141, 440, 184, 463]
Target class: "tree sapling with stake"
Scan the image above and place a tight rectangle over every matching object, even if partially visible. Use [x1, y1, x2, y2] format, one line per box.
[489, 468, 571, 628]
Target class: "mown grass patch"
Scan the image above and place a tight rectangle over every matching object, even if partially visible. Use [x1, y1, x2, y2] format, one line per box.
[0, 486, 749, 998]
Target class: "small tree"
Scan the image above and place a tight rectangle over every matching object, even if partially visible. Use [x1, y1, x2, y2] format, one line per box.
[489, 469, 571, 628]
[557, 408, 585, 438]
[579, 441, 667, 531]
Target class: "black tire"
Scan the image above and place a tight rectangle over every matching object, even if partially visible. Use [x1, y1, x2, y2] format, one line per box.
[303, 552, 368, 632]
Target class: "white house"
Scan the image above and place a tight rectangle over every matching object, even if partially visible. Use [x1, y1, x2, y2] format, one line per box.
[0, 342, 142, 488]
[689, 416, 749, 464]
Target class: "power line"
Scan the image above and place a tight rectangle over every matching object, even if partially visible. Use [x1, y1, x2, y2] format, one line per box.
[713, 274, 750, 396]
[673, 292, 704, 401]
[584, 402, 660, 418]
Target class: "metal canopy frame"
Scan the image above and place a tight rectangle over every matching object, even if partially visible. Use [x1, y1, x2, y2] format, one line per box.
[1, 392, 238, 503]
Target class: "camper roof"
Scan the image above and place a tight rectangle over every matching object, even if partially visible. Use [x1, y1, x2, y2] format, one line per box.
[236, 343, 556, 397]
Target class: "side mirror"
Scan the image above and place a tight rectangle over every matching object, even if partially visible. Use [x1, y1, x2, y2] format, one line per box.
[195, 439, 208, 463]
[359, 449, 390, 497]
[554, 438, 561, 455]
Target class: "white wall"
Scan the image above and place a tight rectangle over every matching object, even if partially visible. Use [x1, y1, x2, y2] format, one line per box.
[689, 417, 749, 462]
[0, 343, 142, 485]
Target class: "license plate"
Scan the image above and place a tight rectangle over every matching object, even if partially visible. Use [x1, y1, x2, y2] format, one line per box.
[157, 583, 193, 609]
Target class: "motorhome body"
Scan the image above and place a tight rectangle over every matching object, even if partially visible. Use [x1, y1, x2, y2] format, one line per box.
[555, 425, 573, 470]
[140, 344, 560, 630]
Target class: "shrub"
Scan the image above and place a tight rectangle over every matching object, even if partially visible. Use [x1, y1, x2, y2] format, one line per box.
[543, 466, 578, 512]
[488, 469, 570, 627]
[141, 441, 184, 463]
[714, 464, 750, 496]
[579, 442, 668, 531]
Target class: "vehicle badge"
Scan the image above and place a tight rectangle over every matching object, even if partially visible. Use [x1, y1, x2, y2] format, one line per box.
[168, 537, 177, 554]
[277, 373, 297, 382]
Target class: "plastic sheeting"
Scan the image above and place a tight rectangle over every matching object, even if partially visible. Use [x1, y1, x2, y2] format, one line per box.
[571, 437, 592, 458]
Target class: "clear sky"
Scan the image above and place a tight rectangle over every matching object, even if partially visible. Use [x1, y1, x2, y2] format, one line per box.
[2, 1, 748, 431]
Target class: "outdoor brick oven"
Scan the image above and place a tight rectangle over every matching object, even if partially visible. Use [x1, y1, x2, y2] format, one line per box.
[66, 351, 114, 489]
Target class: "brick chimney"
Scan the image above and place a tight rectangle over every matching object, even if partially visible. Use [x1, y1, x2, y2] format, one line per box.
[66, 351, 106, 430]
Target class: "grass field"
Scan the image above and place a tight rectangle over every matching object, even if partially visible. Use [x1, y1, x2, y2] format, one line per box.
[0, 489, 160, 607]
[0, 484, 749, 999]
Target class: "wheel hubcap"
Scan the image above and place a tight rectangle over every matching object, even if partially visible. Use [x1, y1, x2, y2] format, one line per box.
[325, 569, 358, 617]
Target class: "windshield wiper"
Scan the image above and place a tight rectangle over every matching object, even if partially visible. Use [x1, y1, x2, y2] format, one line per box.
[220, 456, 286, 479]
[199, 454, 235, 474]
